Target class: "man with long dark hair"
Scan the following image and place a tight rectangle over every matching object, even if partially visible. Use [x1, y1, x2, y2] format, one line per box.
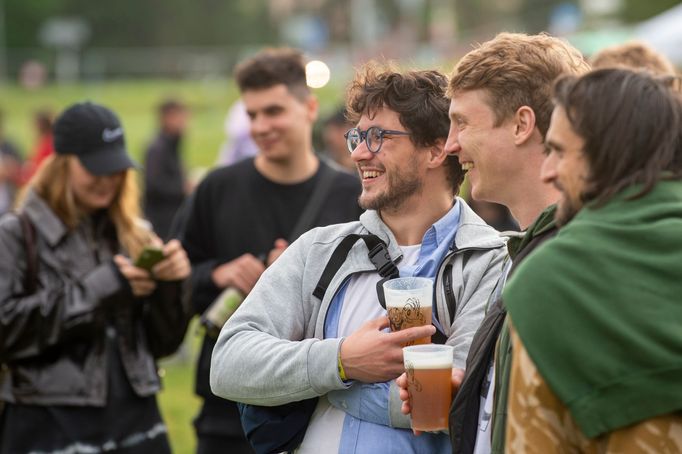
[505, 69, 682, 451]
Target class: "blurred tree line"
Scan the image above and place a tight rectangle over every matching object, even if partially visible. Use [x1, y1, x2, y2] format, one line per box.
[5, 0, 680, 50]
[5, 0, 277, 48]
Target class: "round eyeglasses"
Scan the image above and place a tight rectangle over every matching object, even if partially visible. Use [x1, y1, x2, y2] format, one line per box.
[344, 126, 411, 154]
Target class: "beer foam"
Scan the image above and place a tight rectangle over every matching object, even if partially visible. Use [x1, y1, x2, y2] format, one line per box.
[403, 346, 453, 369]
[384, 290, 432, 308]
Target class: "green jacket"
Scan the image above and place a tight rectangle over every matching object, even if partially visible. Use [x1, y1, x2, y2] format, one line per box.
[490, 205, 557, 453]
[505, 181, 682, 438]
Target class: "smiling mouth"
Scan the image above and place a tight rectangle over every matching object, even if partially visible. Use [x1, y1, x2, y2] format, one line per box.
[362, 170, 384, 179]
[461, 162, 474, 171]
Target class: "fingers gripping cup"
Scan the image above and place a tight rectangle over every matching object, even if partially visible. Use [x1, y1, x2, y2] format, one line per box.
[403, 344, 454, 432]
[383, 277, 433, 345]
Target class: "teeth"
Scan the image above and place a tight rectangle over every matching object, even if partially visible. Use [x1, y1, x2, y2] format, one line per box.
[461, 162, 474, 171]
[363, 170, 383, 179]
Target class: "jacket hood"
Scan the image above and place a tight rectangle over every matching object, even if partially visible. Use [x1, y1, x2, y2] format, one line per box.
[358, 197, 506, 257]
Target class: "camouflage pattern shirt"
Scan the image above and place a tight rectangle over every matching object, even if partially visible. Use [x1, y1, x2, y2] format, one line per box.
[506, 328, 682, 454]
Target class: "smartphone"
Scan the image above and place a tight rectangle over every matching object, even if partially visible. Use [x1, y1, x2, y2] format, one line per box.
[134, 247, 165, 271]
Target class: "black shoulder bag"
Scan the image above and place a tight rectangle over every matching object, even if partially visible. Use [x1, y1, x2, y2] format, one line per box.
[238, 234, 399, 454]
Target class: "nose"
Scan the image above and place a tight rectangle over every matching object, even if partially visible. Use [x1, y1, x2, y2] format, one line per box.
[444, 124, 461, 156]
[350, 139, 373, 163]
[540, 151, 558, 184]
[250, 113, 269, 136]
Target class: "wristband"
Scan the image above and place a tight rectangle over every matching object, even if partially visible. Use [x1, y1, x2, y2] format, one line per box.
[337, 339, 347, 381]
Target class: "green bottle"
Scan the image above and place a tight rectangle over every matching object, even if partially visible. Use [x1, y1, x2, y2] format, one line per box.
[200, 287, 244, 339]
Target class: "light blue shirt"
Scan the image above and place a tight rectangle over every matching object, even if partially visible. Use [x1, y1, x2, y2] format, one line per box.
[324, 201, 461, 453]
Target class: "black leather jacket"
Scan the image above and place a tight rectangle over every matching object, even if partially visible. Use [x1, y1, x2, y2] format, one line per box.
[0, 191, 191, 406]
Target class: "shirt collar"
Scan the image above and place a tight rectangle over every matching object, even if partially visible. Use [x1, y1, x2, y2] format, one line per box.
[423, 198, 461, 249]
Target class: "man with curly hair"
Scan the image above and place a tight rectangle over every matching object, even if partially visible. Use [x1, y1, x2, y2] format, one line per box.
[210, 63, 507, 453]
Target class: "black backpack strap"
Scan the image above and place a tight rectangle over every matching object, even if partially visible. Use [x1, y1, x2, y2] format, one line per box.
[17, 211, 39, 295]
[313, 234, 399, 302]
[288, 162, 335, 243]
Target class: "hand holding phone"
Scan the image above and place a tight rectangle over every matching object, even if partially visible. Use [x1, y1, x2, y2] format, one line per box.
[134, 247, 165, 271]
[150, 240, 191, 282]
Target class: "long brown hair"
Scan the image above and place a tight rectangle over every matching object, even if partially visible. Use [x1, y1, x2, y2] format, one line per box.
[17, 154, 150, 258]
[553, 68, 682, 206]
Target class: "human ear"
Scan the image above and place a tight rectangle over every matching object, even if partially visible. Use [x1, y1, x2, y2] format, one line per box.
[513, 106, 537, 146]
[426, 138, 448, 169]
[306, 95, 319, 123]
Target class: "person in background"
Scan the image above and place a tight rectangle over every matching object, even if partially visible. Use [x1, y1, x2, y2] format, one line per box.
[144, 99, 190, 240]
[21, 109, 55, 182]
[215, 100, 259, 166]
[0, 110, 23, 185]
[180, 47, 362, 454]
[466, 198, 519, 232]
[589, 41, 677, 75]
[0, 111, 23, 215]
[505, 68, 682, 452]
[0, 155, 12, 215]
[321, 106, 356, 172]
[0, 102, 191, 454]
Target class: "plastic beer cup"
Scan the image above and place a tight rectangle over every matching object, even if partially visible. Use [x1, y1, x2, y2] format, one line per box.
[403, 344, 454, 431]
[383, 277, 433, 345]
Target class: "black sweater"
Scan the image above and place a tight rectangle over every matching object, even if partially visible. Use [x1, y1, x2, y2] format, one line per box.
[181, 157, 362, 437]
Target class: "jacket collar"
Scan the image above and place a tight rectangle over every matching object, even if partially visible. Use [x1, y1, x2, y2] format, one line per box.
[358, 197, 507, 258]
[453, 198, 508, 251]
[21, 189, 70, 247]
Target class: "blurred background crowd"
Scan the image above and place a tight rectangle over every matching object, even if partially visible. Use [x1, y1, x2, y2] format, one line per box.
[0, 0, 680, 451]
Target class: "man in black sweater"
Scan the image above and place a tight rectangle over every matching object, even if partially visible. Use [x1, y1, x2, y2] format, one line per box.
[180, 48, 362, 454]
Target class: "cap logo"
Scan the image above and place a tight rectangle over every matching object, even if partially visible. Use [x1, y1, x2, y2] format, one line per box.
[102, 127, 123, 142]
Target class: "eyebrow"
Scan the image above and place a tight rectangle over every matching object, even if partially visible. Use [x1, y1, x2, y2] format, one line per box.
[246, 103, 284, 116]
[545, 139, 562, 151]
[449, 111, 466, 121]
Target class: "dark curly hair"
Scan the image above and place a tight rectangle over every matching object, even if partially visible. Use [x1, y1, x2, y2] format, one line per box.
[346, 62, 464, 192]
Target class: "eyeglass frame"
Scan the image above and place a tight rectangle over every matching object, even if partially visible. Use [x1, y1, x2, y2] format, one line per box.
[344, 126, 411, 154]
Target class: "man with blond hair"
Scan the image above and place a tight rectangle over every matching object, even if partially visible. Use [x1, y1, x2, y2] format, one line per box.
[590, 41, 677, 75]
[398, 33, 590, 454]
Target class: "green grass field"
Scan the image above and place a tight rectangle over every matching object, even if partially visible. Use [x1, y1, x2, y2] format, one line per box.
[0, 78, 346, 173]
[1, 79, 238, 171]
[158, 324, 202, 454]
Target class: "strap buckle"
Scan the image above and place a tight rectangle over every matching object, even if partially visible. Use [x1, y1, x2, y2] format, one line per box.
[367, 243, 399, 278]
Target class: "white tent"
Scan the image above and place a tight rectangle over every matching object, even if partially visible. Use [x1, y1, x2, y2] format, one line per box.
[635, 3, 682, 66]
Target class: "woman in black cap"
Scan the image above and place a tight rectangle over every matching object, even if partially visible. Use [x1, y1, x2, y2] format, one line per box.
[0, 102, 191, 453]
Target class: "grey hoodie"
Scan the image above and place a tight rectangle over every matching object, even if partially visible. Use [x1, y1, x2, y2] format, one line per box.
[210, 198, 506, 416]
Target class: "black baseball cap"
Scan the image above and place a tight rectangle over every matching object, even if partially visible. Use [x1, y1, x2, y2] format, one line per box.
[53, 101, 137, 176]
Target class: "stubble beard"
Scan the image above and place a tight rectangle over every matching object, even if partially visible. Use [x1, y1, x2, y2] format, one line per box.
[359, 167, 423, 212]
[555, 195, 581, 228]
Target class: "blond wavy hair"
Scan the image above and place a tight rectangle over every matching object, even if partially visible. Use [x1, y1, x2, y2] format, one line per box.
[17, 154, 151, 258]
[590, 41, 677, 76]
[449, 32, 590, 138]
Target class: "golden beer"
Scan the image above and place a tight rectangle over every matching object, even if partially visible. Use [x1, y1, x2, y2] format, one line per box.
[384, 277, 433, 346]
[387, 305, 432, 345]
[403, 345, 454, 432]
